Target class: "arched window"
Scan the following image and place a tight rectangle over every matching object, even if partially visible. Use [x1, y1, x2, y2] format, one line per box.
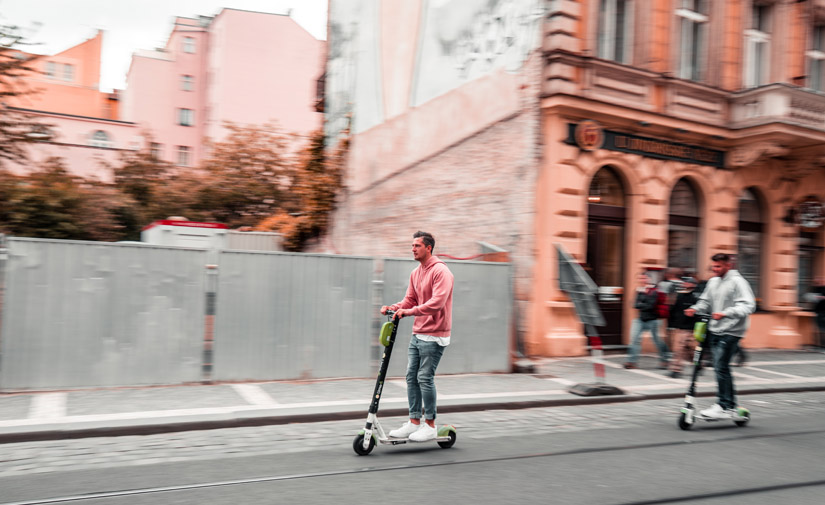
[668, 178, 701, 273]
[586, 166, 627, 347]
[587, 167, 625, 206]
[90, 130, 111, 148]
[738, 188, 764, 304]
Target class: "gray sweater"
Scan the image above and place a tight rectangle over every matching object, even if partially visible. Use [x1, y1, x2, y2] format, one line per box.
[690, 269, 756, 338]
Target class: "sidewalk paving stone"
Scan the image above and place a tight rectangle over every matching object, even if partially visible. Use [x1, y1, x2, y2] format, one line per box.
[0, 349, 822, 443]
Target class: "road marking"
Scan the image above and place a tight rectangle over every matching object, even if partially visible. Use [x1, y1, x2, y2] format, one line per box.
[27, 393, 66, 420]
[746, 360, 825, 366]
[745, 367, 804, 379]
[732, 371, 765, 381]
[546, 378, 576, 386]
[231, 384, 279, 406]
[389, 380, 407, 391]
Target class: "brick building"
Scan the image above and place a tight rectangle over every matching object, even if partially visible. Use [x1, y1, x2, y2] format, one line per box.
[325, 0, 825, 357]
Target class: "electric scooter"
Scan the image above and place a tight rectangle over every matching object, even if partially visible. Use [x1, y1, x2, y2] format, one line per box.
[353, 310, 457, 455]
[678, 314, 750, 430]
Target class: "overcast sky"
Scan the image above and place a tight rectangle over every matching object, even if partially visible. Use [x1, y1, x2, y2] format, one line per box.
[0, 0, 328, 91]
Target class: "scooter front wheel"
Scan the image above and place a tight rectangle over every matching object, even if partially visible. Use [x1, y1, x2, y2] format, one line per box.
[352, 433, 375, 455]
[678, 412, 693, 431]
[437, 430, 457, 449]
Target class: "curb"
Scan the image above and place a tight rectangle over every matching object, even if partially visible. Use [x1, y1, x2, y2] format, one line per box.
[2, 386, 824, 445]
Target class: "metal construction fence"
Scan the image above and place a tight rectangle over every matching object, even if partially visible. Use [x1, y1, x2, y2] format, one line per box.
[0, 237, 512, 391]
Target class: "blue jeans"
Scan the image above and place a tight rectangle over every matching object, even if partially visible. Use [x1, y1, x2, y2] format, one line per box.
[406, 336, 445, 421]
[627, 318, 669, 364]
[710, 333, 740, 409]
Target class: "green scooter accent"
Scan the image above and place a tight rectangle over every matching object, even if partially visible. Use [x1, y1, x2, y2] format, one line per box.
[693, 321, 707, 342]
[379, 321, 394, 347]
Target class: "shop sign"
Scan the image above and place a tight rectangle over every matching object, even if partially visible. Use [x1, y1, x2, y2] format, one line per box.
[567, 123, 725, 168]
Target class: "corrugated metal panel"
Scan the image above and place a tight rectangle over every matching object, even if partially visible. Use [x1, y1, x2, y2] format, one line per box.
[383, 258, 512, 377]
[211, 251, 374, 381]
[0, 239, 207, 390]
[226, 231, 283, 252]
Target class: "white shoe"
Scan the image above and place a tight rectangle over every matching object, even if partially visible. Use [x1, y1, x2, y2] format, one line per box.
[388, 421, 420, 438]
[699, 404, 731, 420]
[409, 423, 437, 442]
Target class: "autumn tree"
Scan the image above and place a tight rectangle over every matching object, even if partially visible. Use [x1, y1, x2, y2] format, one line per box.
[256, 129, 347, 251]
[0, 25, 50, 166]
[0, 157, 127, 240]
[192, 122, 298, 228]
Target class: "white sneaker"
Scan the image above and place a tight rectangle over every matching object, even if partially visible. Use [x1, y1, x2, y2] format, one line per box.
[409, 423, 437, 442]
[388, 421, 420, 438]
[700, 404, 732, 420]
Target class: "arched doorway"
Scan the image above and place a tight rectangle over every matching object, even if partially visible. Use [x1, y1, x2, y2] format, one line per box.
[668, 178, 702, 275]
[738, 188, 764, 308]
[586, 166, 627, 347]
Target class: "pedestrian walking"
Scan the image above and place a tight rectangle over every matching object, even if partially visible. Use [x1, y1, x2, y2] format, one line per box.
[685, 253, 756, 419]
[667, 276, 701, 378]
[381, 231, 454, 442]
[624, 271, 670, 369]
[660, 267, 683, 350]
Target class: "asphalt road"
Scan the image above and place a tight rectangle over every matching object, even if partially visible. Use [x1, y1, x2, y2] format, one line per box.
[1, 392, 823, 505]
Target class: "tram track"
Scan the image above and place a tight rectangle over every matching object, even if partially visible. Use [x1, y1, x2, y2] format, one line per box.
[4, 427, 825, 505]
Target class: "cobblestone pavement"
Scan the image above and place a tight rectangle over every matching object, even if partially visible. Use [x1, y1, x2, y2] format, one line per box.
[0, 392, 822, 479]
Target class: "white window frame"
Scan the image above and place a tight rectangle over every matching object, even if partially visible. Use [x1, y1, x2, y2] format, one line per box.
[181, 74, 194, 91]
[744, 3, 772, 88]
[183, 37, 196, 54]
[177, 108, 194, 126]
[89, 130, 112, 148]
[177, 146, 191, 167]
[597, 0, 634, 64]
[807, 25, 825, 91]
[150, 142, 162, 159]
[676, 3, 708, 81]
[45, 61, 55, 78]
[63, 63, 74, 82]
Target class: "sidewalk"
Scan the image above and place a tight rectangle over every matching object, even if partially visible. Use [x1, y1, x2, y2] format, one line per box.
[1, 349, 824, 443]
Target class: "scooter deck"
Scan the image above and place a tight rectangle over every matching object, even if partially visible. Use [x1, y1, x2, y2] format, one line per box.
[381, 436, 453, 445]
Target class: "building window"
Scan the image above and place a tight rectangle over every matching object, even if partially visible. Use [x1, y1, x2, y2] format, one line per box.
[181, 75, 194, 91]
[177, 146, 191, 167]
[807, 24, 825, 91]
[668, 178, 701, 274]
[63, 63, 74, 82]
[183, 37, 196, 54]
[738, 188, 764, 306]
[89, 130, 111, 148]
[45, 61, 56, 78]
[597, 0, 633, 64]
[177, 108, 194, 126]
[676, 0, 708, 81]
[744, 3, 772, 88]
[150, 142, 162, 159]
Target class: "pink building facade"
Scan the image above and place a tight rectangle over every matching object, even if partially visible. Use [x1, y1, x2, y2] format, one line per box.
[122, 9, 325, 168]
[4, 31, 139, 181]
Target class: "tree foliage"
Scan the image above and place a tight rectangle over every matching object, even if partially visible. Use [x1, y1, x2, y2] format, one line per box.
[256, 129, 347, 251]
[0, 25, 50, 165]
[1, 122, 347, 249]
[0, 158, 126, 241]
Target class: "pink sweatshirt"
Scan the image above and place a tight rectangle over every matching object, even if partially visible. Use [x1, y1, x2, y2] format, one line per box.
[389, 256, 454, 338]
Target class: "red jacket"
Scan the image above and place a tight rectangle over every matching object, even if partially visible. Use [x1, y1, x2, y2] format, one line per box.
[389, 256, 454, 338]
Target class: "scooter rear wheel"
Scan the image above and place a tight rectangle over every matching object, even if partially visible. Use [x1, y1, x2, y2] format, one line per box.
[352, 433, 375, 455]
[678, 412, 692, 431]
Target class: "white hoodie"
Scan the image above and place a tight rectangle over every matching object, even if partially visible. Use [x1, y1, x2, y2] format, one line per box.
[690, 269, 756, 338]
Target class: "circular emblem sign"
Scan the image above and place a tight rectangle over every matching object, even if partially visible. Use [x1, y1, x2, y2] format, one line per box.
[575, 120, 604, 151]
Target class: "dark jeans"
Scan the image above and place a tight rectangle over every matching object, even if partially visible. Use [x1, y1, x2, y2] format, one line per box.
[710, 333, 740, 409]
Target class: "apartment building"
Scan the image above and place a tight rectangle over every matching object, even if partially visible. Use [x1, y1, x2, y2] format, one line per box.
[122, 9, 325, 168]
[324, 0, 825, 356]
